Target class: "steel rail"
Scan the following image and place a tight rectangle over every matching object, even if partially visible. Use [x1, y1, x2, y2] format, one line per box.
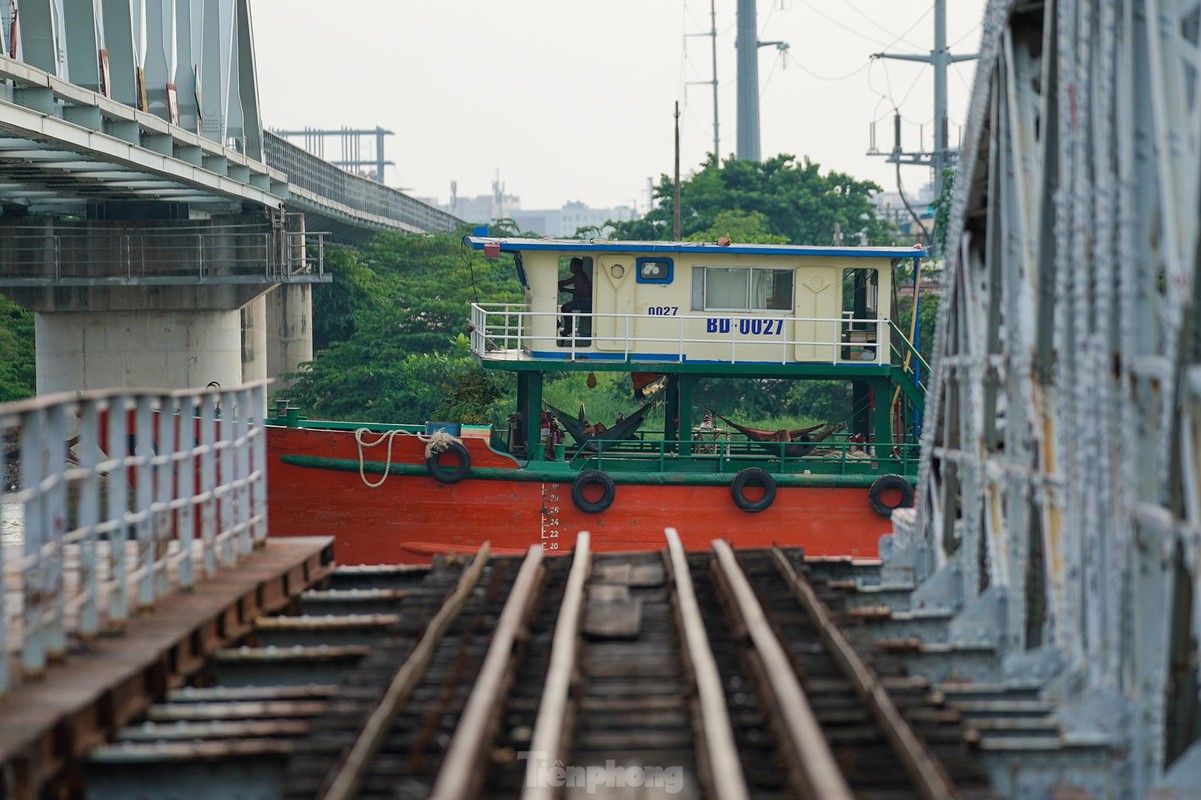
[710, 539, 855, 800]
[520, 533, 592, 800]
[770, 547, 961, 800]
[430, 544, 546, 800]
[664, 528, 751, 800]
[319, 543, 494, 800]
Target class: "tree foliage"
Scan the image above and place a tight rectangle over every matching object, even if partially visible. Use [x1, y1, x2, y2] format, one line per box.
[933, 167, 957, 257]
[608, 154, 897, 245]
[283, 227, 521, 424]
[0, 296, 35, 402]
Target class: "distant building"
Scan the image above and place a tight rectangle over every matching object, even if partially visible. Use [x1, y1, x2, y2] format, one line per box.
[425, 193, 637, 238]
[873, 187, 935, 244]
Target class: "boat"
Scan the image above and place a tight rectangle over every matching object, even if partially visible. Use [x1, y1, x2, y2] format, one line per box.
[265, 233, 929, 564]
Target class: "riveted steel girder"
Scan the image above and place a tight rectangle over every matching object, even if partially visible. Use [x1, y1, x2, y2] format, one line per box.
[897, 0, 1201, 794]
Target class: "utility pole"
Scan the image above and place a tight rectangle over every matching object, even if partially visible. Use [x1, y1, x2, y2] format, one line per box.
[736, 0, 789, 161]
[685, 0, 720, 161]
[869, 0, 975, 200]
[736, 0, 759, 160]
[673, 101, 682, 239]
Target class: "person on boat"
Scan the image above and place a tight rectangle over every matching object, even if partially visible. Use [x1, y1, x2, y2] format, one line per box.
[558, 257, 592, 336]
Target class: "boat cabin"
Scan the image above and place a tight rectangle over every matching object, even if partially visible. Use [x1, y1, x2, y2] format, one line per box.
[463, 235, 924, 366]
[463, 234, 928, 472]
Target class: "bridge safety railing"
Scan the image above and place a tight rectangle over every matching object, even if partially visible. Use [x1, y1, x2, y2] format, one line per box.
[470, 303, 895, 366]
[263, 132, 460, 233]
[0, 222, 324, 285]
[0, 381, 269, 694]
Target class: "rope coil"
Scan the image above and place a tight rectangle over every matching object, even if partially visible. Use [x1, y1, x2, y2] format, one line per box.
[354, 428, 463, 488]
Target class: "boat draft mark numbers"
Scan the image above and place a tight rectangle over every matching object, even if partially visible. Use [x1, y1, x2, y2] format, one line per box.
[540, 483, 561, 551]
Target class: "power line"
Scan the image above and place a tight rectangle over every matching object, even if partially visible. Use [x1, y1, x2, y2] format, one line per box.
[793, 58, 872, 83]
[794, 0, 893, 47]
[843, 0, 924, 50]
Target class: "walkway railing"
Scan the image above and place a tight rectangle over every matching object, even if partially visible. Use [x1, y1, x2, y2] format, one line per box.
[0, 382, 269, 693]
[470, 304, 901, 366]
[0, 221, 324, 286]
[263, 132, 461, 234]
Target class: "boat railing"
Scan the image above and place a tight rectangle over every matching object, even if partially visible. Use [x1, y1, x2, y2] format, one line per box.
[565, 434, 919, 476]
[887, 320, 930, 391]
[0, 381, 269, 691]
[470, 304, 898, 366]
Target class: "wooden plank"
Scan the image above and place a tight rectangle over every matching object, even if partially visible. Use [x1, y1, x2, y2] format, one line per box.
[0, 536, 332, 800]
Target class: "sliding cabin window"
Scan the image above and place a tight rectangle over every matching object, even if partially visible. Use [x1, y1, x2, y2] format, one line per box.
[690, 266, 794, 311]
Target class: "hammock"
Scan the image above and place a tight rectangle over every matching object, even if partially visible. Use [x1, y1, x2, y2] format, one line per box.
[545, 399, 658, 449]
[711, 411, 842, 458]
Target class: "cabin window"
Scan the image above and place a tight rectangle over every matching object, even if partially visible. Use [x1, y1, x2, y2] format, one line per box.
[842, 268, 879, 320]
[636, 257, 673, 284]
[691, 266, 793, 311]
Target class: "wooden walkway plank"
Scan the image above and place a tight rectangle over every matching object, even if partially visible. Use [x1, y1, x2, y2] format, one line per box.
[0, 536, 333, 800]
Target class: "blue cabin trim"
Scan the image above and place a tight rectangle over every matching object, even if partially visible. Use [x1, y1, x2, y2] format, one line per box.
[464, 236, 927, 261]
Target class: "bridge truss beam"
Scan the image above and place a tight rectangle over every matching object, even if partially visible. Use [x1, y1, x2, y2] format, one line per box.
[886, 0, 1201, 795]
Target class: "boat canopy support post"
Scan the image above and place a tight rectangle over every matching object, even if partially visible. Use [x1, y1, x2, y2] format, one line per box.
[517, 371, 544, 461]
[870, 377, 894, 450]
[853, 380, 872, 444]
[677, 375, 698, 458]
[663, 375, 681, 450]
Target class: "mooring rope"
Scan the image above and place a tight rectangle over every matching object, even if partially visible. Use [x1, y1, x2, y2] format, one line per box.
[354, 428, 462, 488]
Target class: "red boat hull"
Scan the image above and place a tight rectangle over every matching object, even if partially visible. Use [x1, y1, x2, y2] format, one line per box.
[265, 426, 894, 565]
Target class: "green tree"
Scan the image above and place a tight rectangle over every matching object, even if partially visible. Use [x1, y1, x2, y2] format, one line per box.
[933, 167, 956, 257]
[608, 154, 898, 245]
[284, 227, 522, 423]
[686, 210, 787, 244]
[0, 296, 35, 402]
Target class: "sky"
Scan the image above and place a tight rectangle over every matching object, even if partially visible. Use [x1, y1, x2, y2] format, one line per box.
[249, 1, 988, 212]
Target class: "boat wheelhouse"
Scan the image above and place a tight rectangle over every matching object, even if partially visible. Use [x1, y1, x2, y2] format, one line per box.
[465, 234, 926, 472]
[264, 235, 929, 565]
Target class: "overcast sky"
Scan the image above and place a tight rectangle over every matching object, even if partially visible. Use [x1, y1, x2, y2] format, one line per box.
[249, 1, 987, 212]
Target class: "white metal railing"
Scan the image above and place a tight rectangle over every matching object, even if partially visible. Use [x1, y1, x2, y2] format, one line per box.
[0, 381, 268, 693]
[470, 303, 891, 365]
[0, 222, 325, 285]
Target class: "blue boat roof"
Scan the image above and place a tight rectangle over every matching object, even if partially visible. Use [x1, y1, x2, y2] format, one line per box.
[462, 236, 926, 260]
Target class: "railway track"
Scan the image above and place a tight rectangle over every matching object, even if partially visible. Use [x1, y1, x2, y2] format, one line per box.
[77, 536, 998, 799]
[263, 532, 996, 799]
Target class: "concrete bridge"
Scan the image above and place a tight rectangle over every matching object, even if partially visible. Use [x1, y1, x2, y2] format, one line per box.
[0, 0, 460, 398]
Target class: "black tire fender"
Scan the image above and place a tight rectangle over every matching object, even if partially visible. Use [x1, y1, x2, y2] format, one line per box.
[426, 442, 471, 484]
[731, 467, 776, 512]
[868, 474, 914, 518]
[572, 469, 615, 513]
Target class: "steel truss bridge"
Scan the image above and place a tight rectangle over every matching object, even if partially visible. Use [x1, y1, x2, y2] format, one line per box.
[885, 0, 1201, 794]
[0, 0, 459, 242]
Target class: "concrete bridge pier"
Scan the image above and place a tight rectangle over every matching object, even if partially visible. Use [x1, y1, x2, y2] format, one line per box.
[0, 216, 327, 405]
[266, 283, 313, 391]
[35, 305, 249, 395]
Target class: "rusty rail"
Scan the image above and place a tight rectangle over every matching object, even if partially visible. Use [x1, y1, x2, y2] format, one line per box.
[429, 545, 546, 799]
[320, 543, 493, 800]
[665, 528, 752, 800]
[770, 547, 960, 800]
[711, 539, 855, 799]
[521, 533, 592, 800]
